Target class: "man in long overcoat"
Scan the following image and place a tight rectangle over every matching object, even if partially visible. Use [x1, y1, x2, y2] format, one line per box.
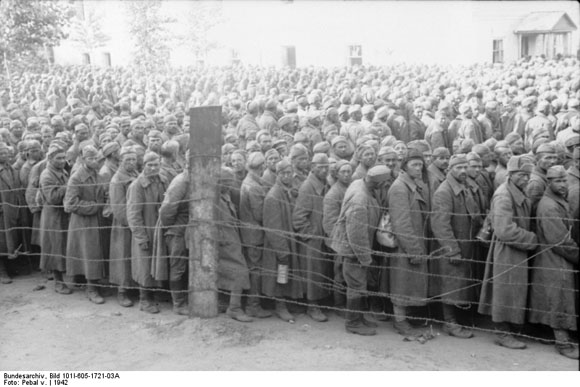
[427, 147, 449, 194]
[239, 151, 271, 318]
[331, 165, 388, 336]
[529, 166, 578, 360]
[431, 154, 483, 339]
[157, 161, 191, 316]
[526, 143, 558, 215]
[478, 155, 538, 350]
[387, 148, 431, 336]
[64, 145, 106, 304]
[38, 144, 70, 294]
[262, 159, 304, 322]
[127, 151, 167, 313]
[293, 153, 332, 322]
[216, 167, 252, 322]
[108, 147, 139, 307]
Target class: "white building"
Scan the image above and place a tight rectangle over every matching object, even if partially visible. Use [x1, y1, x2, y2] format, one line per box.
[53, 0, 579, 68]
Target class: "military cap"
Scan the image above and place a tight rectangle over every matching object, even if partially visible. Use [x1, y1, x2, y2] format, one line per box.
[47, 143, 65, 158]
[449, 154, 468, 168]
[102, 141, 120, 157]
[535, 143, 556, 155]
[275, 158, 292, 173]
[289, 143, 309, 159]
[313, 141, 331, 154]
[401, 148, 424, 166]
[565, 135, 580, 148]
[366, 165, 391, 183]
[334, 159, 351, 172]
[278, 115, 293, 128]
[568, 98, 580, 108]
[272, 138, 287, 148]
[408, 140, 431, 154]
[247, 151, 265, 168]
[120, 146, 137, 157]
[375, 106, 389, 120]
[348, 104, 361, 115]
[378, 146, 397, 157]
[264, 148, 280, 159]
[143, 151, 160, 164]
[81, 145, 99, 158]
[546, 165, 567, 179]
[312, 153, 329, 165]
[504, 132, 522, 145]
[507, 155, 534, 173]
[433, 147, 451, 157]
[361, 105, 375, 115]
[331, 136, 348, 147]
[466, 152, 482, 162]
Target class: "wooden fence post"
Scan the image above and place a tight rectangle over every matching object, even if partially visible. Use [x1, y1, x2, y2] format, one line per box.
[188, 106, 222, 318]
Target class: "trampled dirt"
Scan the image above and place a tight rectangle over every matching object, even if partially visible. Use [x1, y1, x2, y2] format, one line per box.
[0, 271, 576, 371]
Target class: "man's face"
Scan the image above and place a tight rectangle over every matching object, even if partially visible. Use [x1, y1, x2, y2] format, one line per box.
[0, 148, 10, 164]
[414, 106, 423, 119]
[405, 159, 424, 180]
[351, 111, 362, 121]
[498, 149, 513, 167]
[467, 160, 483, 179]
[50, 152, 66, 170]
[231, 153, 246, 172]
[294, 154, 309, 171]
[537, 153, 557, 172]
[84, 155, 99, 170]
[28, 146, 42, 161]
[266, 152, 281, 171]
[463, 108, 473, 119]
[259, 135, 272, 152]
[278, 167, 293, 186]
[548, 177, 568, 198]
[478, 151, 492, 168]
[120, 121, 131, 135]
[436, 113, 449, 127]
[378, 154, 398, 171]
[276, 145, 288, 157]
[433, 155, 450, 171]
[12, 123, 23, 138]
[450, 163, 468, 183]
[42, 129, 54, 146]
[132, 124, 145, 141]
[336, 164, 353, 185]
[165, 120, 179, 135]
[143, 159, 160, 177]
[328, 110, 339, 122]
[422, 151, 432, 166]
[148, 137, 162, 153]
[510, 171, 531, 191]
[75, 126, 89, 142]
[361, 148, 376, 168]
[325, 129, 338, 143]
[334, 142, 348, 158]
[312, 162, 329, 181]
[510, 139, 525, 155]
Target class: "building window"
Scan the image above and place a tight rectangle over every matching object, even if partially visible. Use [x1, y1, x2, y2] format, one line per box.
[102, 52, 111, 67]
[348, 45, 362, 66]
[492, 39, 503, 63]
[82, 53, 91, 65]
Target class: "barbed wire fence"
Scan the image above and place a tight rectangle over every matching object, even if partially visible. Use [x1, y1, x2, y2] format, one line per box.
[1, 106, 578, 353]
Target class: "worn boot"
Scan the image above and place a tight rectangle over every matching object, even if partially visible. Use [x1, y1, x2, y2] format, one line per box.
[442, 304, 473, 339]
[226, 291, 253, 323]
[333, 291, 347, 318]
[117, 288, 133, 307]
[554, 329, 579, 359]
[246, 273, 272, 318]
[53, 271, 72, 295]
[0, 259, 12, 284]
[275, 300, 295, 323]
[393, 305, 423, 336]
[170, 280, 189, 316]
[139, 289, 159, 314]
[369, 296, 389, 321]
[87, 281, 104, 304]
[307, 303, 328, 322]
[345, 298, 376, 336]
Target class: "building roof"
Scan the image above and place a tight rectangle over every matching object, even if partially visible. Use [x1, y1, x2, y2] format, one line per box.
[515, 12, 577, 34]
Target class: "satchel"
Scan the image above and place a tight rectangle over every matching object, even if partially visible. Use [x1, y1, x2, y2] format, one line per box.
[376, 212, 398, 248]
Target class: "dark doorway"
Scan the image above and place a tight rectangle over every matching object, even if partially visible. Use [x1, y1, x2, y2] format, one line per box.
[281, 46, 296, 68]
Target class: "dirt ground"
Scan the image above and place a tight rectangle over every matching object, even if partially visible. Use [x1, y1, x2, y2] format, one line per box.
[0, 270, 577, 371]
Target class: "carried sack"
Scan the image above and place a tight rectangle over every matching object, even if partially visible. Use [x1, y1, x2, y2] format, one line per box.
[376, 212, 398, 248]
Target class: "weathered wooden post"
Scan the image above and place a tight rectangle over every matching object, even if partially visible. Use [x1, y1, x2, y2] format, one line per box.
[188, 106, 222, 318]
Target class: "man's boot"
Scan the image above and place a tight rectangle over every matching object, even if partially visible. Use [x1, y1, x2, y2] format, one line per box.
[345, 298, 376, 336]
[53, 270, 72, 295]
[275, 300, 295, 323]
[139, 289, 159, 314]
[117, 288, 133, 307]
[442, 304, 473, 339]
[494, 323, 526, 350]
[393, 305, 422, 336]
[170, 280, 189, 316]
[226, 291, 253, 323]
[554, 329, 579, 359]
[245, 273, 271, 318]
[0, 259, 12, 284]
[307, 302, 328, 322]
[333, 290, 346, 318]
[87, 281, 104, 304]
[369, 296, 389, 321]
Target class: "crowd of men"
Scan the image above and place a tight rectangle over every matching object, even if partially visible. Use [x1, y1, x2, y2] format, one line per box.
[0, 57, 578, 360]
